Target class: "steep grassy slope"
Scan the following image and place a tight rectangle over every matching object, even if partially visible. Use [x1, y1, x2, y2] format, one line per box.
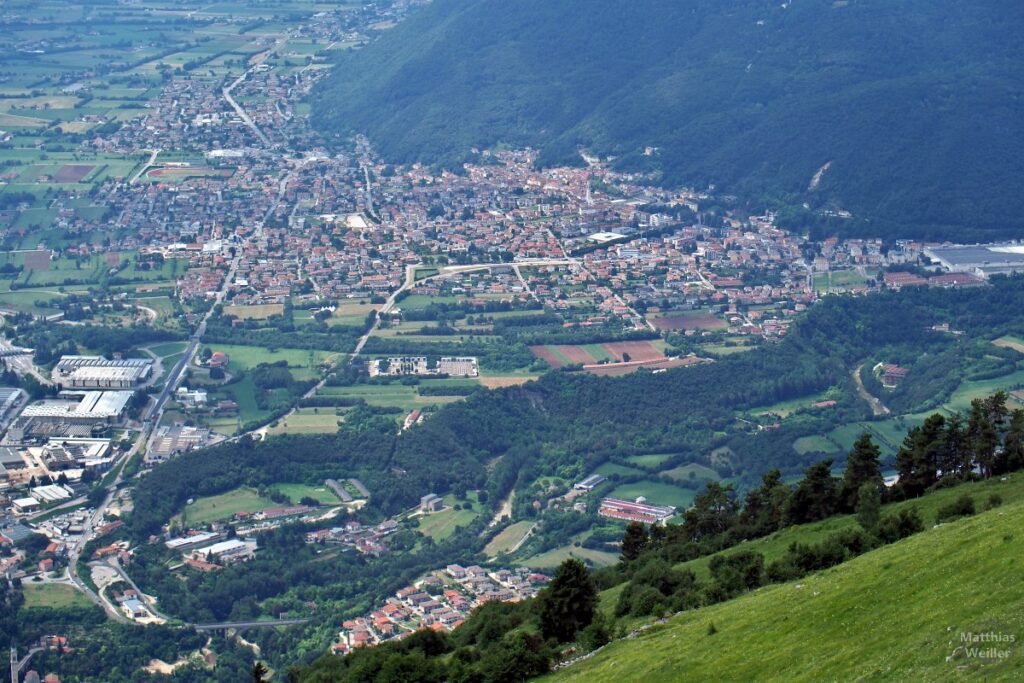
[312, 0, 1024, 241]
[555, 494, 1024, 681]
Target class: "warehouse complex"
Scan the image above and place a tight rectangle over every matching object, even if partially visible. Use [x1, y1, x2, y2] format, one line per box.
[54, 355, 153, 389]
[924, 243, 1024, 279]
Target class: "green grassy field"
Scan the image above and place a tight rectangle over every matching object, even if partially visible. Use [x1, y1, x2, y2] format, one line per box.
[147, 341, 189, 358]
[699, 337, 758, 355]
[269, 483, 341, 505]
[624, 454, 675, 468]
[417, 493, 481, 541]
[943, 369, 1024, 413]
[660, 463, 721, 484]
[316, 382, 466, 413]
[484, 520, 535, 557]
[181, 486, 277, 526]
[22, 582, 94, 610]
[748, 388, 837, 418]
[609, 480, 695, 510]
[594, 462, 646, 478]
[267, 409, 343, 435]
[519, 545, 619, 570]
[993, 335, 1024, 354]
[204, 344, 340, 379]
[555, 487, 1024, 682]
[793, 434, 841, 455]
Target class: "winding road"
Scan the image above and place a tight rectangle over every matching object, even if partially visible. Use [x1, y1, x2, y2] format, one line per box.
[852, 363, 890, 416]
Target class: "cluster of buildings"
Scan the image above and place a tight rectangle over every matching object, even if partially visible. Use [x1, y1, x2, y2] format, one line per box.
[369, 356, 480, 378]
[598, 497, 676, 524]
[304, 518, 399, 556]
[145, 424, 211, 464]
[52, 355, 152, 389]
[333, 564, 549, 654]
[165, 531, 257, 570]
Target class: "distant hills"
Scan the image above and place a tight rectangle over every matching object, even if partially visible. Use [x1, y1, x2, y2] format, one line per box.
[311, 0, 1024, 241]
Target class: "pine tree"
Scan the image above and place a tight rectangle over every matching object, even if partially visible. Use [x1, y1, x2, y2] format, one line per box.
[855, 482, 881, 532]
[940, 413, 970, 478]
[683, 482, 739, 540]
[538, 558, 597, 642]
[620, 521, 648, 561]
[840, 433, 883, 512]
[738, 469, 789, 538]
[967, 399, 998, 477]
[896, 414, 945, 497]
[784, 460, 838, 525]
[1001, 409, 1024, 474]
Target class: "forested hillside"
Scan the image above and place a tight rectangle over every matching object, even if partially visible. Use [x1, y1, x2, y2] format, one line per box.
[312, 0, 1024, 241]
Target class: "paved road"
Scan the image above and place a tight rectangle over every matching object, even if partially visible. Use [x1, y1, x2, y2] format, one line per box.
[0, 337, 49, 386]
[193, 618, 309, 631]
[129, 148, 160, 185]
[10, 646, 43, 683]
[222, 37, 285, 147]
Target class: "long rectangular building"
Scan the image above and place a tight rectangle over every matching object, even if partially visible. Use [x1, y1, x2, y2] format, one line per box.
[21, 391, 133, 423]
[924, 243, 1024, 279]
[55, 356, 152, 389]
[598, 497, 676, 524]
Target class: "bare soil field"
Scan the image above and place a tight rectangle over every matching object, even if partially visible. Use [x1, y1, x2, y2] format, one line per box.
[601, 340, 664, 362]
[53, 164, 95, 182]
[651, 310, 726, 331]
[23, 250, 51, 271]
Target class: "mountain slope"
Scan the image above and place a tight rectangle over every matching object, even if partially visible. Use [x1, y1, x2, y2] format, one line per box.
[311, 0, 1024, 240]
[552, 498, 1024, 682]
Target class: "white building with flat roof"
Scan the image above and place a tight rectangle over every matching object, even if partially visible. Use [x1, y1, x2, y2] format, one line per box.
[12, 497, 39, 514]
[55, 356, 152, 389]
[21, 391, 133, 423]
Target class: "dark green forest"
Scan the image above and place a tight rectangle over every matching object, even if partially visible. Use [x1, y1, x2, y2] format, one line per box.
[312, 0, 1024, 241]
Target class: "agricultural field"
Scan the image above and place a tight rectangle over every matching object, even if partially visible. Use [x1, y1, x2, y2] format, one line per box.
[699, 336, 760, 356]
[624, 453, 675, 468]
[748, 389, 839, 419]
[180, 486, 277, 526]
[416, 493, 481, 541]
[224, 303, 285, 320]
[266, 408, 343, 436]
[269, 482, 342, 505]
[792, 435, 841, 455]
[519, 544, 619, 570]
[484, 520, 535, 557]
[294, 301, 379, 327]
[649, 308, 726, 331]
[660, 463, 722, 485]
[530, 339, 669, 369]
[943, 369, 1024, 413]
[200, 343, 341, 380]
[609, 479, 695, 510]
[992, 335, 1024, 354]
[21, 583, 94, 610]
[593, 462, 646, 478]
[316, 382, 466, 414]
